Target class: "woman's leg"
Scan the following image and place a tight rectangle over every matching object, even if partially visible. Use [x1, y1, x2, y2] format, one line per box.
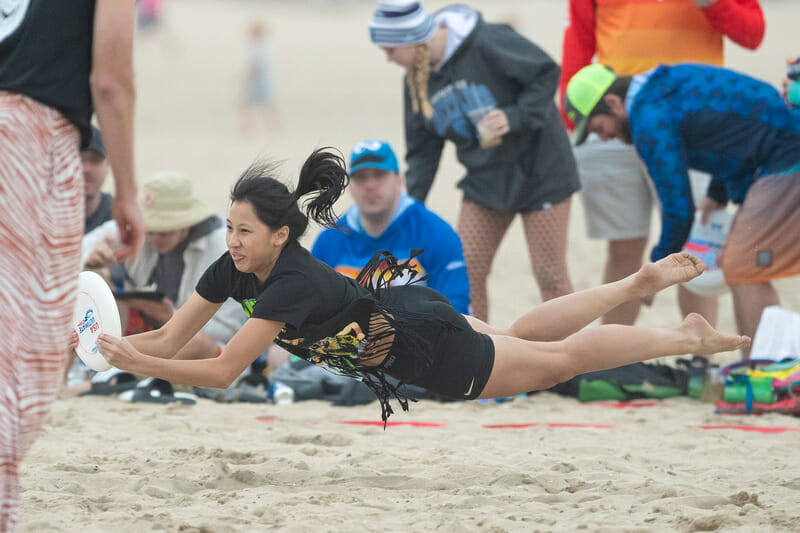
[520, 198, 574, 302]
[457, 200, 514, 322]
[468, 252, 708, 342]
[478, 313, 750, 399]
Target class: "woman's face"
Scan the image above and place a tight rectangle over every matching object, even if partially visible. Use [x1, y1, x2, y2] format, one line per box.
[382, 45, 416, 69]
[226, 200, 288, 281]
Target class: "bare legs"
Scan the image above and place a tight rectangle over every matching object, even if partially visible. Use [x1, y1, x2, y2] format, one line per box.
[471, 252, 751, 399]
[677, 285, 719, 328]
[601, 237, 648, 325]
[467, 252, 708, 342]
[479, 314, 749, 398]
[730, 282, 779, 357]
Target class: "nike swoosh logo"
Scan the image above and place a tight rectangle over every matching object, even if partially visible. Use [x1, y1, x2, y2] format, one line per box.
[1, 5, 18, 17]
[464, 377, 475, 397]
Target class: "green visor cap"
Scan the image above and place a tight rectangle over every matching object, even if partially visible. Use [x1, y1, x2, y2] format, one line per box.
[565, 64, 617, 145]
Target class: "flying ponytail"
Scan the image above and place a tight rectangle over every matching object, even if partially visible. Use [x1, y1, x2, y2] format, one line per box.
[230, 147, 349, 243]
[294, 147, 350, 229]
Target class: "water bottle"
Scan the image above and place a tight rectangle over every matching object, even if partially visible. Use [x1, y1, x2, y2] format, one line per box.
[700, 365, 723, 403]
[268, 381, 294, 405]
[681, 209, 733, 297]
[787, 57, 800, 108]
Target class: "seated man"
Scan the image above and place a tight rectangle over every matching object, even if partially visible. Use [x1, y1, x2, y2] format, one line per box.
[83, 125, 112, 233]
[312, 139, 470, 313]
[81, 125, 121, 268]
[120, 171, 246, 358]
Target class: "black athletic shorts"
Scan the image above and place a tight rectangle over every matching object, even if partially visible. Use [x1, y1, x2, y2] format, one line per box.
[379, 285, 495, 400]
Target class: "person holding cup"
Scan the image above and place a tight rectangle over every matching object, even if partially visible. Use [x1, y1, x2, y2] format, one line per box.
[369, 1, 580, 321]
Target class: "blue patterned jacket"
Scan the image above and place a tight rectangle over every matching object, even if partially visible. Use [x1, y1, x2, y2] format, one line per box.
[628, 64, 800, 261]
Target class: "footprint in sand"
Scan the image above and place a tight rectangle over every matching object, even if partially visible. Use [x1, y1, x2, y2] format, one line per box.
[281, 433, 353, 446]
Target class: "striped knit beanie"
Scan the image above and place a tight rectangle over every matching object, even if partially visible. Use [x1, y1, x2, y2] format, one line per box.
[368, 1, 437, 47]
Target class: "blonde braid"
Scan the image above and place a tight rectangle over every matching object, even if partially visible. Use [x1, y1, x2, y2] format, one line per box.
[407, 42, 433, 119]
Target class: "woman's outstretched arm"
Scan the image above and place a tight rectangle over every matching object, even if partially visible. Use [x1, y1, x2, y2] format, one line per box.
[98, 311, 284, 389]
[121, 292, 222, 358]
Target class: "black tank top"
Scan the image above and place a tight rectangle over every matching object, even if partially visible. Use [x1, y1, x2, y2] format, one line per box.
[0, 0, 96, 147]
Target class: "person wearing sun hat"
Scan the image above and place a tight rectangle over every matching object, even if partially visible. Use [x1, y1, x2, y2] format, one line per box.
[565, 61, 800, 354]
[123, 171, 246, 354]
[368, 0, 580, 322]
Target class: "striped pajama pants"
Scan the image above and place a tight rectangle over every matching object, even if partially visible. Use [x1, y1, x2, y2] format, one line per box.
[0, 92, 83, 532]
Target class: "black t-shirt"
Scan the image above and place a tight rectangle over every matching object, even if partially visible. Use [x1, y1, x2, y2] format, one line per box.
[0, 0, 96, 147]
[84, 192, 112, 233]
[198, 242, 462, 423]
[197, 240, 372, 339]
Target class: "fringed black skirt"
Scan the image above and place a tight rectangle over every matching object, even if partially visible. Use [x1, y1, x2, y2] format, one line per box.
[377, 284, 495, 400]
[274, 250, 495, 425]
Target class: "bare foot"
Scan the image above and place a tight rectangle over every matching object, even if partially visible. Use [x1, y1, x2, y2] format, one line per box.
[634, 252, 708, 297]
[680, 313, 750, 355]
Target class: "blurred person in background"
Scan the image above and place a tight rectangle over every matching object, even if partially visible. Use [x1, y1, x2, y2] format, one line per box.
[239, 21, 281, 134]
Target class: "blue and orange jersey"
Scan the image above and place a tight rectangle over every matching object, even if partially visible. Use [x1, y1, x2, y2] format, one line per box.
[311, 194, 471, 314]
[627, 64, 800, 261]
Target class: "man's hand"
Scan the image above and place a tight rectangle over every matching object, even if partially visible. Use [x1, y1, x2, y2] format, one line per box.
[112, 195, 145, 262]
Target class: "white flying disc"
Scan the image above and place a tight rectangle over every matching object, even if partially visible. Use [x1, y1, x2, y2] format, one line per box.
[72, 271, 121, 371]
[681, 210, 734, 297]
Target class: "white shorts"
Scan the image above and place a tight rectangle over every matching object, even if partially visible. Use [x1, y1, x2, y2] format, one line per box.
[573, 134, 657, 241]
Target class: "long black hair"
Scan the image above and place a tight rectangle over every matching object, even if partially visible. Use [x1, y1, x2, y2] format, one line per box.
[230, 147, 350, 242]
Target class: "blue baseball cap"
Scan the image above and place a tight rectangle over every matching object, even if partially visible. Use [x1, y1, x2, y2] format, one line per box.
[349, 140, 399, 175]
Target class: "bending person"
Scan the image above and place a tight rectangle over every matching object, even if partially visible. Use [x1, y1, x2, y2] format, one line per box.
[93, 149, 749, 424]
[369, 1, 580, 321]
[565, 63, 800, 354]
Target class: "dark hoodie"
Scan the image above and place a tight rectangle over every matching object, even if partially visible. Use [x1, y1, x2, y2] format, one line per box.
[404, 5, 579, 212]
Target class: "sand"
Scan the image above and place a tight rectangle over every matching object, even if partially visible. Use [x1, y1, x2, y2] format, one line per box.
[18, 0, 800, 531]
